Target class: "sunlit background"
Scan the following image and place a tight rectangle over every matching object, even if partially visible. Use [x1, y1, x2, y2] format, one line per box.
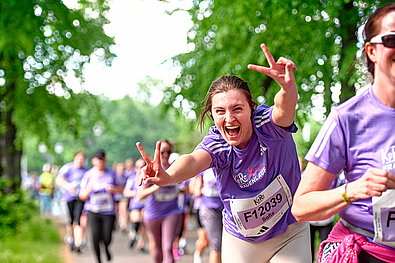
[65, 0, 193, 103]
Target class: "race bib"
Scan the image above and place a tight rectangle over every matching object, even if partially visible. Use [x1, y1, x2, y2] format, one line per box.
[373, 189, 395, 248]
[154, 185, 179, 201]
[90, 192, 114, 213]
[229, 174, 292, 237]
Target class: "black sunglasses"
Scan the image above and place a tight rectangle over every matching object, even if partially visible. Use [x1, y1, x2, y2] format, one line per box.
[160, 150, 171, 155]
[370, 32, 395, 48]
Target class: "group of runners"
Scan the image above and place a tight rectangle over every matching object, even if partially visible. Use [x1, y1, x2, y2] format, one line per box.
[54, 3, 394, 263]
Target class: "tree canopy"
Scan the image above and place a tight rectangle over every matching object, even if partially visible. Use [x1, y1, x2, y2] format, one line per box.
[165, 0, 392, 156]
[0, 0, 115, 186]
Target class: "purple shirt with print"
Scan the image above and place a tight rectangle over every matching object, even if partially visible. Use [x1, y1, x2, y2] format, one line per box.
[125, 175, 145, 210]
[144, 184, 183, 220]
[196, 104, 300, 242]
[306, 86, 395, 246]
[59, 162, 88, 202]
[80, 167, 119, 215]
[200, 169, 224, 210]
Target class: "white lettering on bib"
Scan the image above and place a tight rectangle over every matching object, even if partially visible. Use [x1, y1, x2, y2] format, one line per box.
[229, 174, 292, 237]
[203, 170, 219, 197]
[90, 192, 114, 213]
[154, 185, 179, 201]
[373, 189, 395, 248]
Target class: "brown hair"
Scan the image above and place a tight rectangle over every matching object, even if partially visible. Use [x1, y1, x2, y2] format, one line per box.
[199, 75, 258, 130]
[159, 139, 173, 154]
[364, 3, 395, 78]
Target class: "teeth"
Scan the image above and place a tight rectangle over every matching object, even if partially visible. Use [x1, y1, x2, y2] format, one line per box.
[226, 126, 239, 129]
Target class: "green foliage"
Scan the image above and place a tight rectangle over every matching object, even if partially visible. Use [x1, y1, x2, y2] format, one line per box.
[0, 176, 61, 262]
[164, 0, 392, 152]
[0, 0, 115, 181]
[0, 216, 61, 263]
[0, 177, 38, 237]
[23, 94, 204, 170]
[87, 96, 204, 165]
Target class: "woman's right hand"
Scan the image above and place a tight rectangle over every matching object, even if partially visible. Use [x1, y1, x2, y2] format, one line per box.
[136, 141, 173, 187]
[346, 168, 395, 201]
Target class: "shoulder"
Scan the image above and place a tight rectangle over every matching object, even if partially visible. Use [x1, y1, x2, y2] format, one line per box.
[197, 127, 230, 154]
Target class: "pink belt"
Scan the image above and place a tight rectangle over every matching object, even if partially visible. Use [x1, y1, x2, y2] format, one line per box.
[318, 220, 395, 263]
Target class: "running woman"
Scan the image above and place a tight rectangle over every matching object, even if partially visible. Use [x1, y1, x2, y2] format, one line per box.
[292, 3, 395, 262]
[56, 151, 88, 252]
[79, 149, 123, 263]
[137, 43, 311, 263]
[196, 168, 224, 263]
[137, 139, 183, 263]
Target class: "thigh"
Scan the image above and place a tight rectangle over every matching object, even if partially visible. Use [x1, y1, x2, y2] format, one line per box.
[270, 222, 311, 263]
[222, 222, 311, 263]
[162, 213, 182, 246]
[145, 218, 163, 249]
[200, 207, 223, 252]
[222, 229, 270, 263]
[101, 214, 116, 241]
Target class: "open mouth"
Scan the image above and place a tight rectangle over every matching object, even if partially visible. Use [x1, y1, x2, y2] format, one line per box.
[225, 126, 240, 137]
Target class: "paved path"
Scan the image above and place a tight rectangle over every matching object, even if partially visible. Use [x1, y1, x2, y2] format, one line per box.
[55, 200, 209, 263]
[60, 220, 208, 263]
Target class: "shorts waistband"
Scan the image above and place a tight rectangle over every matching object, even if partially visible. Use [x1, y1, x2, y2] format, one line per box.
[340, 218, 374, 238]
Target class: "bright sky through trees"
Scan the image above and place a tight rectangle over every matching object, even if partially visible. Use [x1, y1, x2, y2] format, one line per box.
[66, 0, 193, 101]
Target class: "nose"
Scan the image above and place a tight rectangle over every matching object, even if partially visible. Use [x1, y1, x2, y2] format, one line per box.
[225, 110, 235, 122]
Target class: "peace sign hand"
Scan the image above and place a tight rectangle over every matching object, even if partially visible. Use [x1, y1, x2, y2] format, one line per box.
[248, 43, 297, 92]
[136, 141, 172, 186]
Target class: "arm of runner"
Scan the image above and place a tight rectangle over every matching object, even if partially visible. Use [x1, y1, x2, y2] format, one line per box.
[79, 185, 92, 201]
[248, 43, 298, 128]
[136, 141, 212, 186]
[56, 174, 75, 192]
[292, 162, 395, 221]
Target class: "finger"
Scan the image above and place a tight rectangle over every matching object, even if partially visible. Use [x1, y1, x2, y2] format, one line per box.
[260, 43, 276, 68]
[284, 63, 295, 84]
[153, 141, 161, 164]
[136, 142, 152, 163]
[277, 57, 297, 71]
[247, 64, 272, 76]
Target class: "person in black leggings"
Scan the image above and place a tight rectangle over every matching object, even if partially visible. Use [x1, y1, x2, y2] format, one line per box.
[56, 151, 88, 252]
[79, 150, 123, 263]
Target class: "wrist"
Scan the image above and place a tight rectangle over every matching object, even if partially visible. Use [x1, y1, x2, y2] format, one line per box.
[341, 183, 352, 204]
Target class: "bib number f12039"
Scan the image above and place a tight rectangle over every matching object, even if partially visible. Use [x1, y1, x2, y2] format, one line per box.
[229, 174, 292, 237]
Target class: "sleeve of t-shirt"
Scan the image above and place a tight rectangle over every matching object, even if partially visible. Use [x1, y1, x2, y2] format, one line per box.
[80, 172, 89, 191]
[305, 109, 346, 175]
[253, 104, 298, 140]
[58, 164, 70, 178]
[125, 177, 133, 190]
[194, 127, 230, 171]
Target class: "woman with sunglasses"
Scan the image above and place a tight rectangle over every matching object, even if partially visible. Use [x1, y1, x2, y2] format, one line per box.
[137, 43, 311, 262]
[137, 139, 183, 263]
[292, 3, 395, 263]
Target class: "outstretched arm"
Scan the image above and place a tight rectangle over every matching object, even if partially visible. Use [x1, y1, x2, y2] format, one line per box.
[136, 141, 212, 186]
[248, 43, 298, 128]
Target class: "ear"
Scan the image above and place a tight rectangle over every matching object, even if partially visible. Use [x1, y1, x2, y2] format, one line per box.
[365, 42, 377, 63]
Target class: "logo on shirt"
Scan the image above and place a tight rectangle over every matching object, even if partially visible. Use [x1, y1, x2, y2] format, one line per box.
[381, 145, 395, 172]
[233, 165, 266, 188]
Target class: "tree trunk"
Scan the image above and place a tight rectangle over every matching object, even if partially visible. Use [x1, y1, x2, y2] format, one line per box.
[4, 82, 21, 191]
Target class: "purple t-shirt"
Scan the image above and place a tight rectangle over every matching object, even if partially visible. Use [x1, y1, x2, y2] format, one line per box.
[58, 162, 88, 202]
[196, 104, 300, 242]
[200, 169, 224, 210]
[125, 175, 145, 210]
[80, 167, 118, 215]
[144, 184, 183, 220]
[306, 86, 395, 244]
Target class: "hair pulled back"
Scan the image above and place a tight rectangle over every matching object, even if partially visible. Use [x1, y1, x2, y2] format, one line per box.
[364, 3, 395, 78]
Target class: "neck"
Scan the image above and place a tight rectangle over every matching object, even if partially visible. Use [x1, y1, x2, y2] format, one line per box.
[372, 76, 395, 108]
